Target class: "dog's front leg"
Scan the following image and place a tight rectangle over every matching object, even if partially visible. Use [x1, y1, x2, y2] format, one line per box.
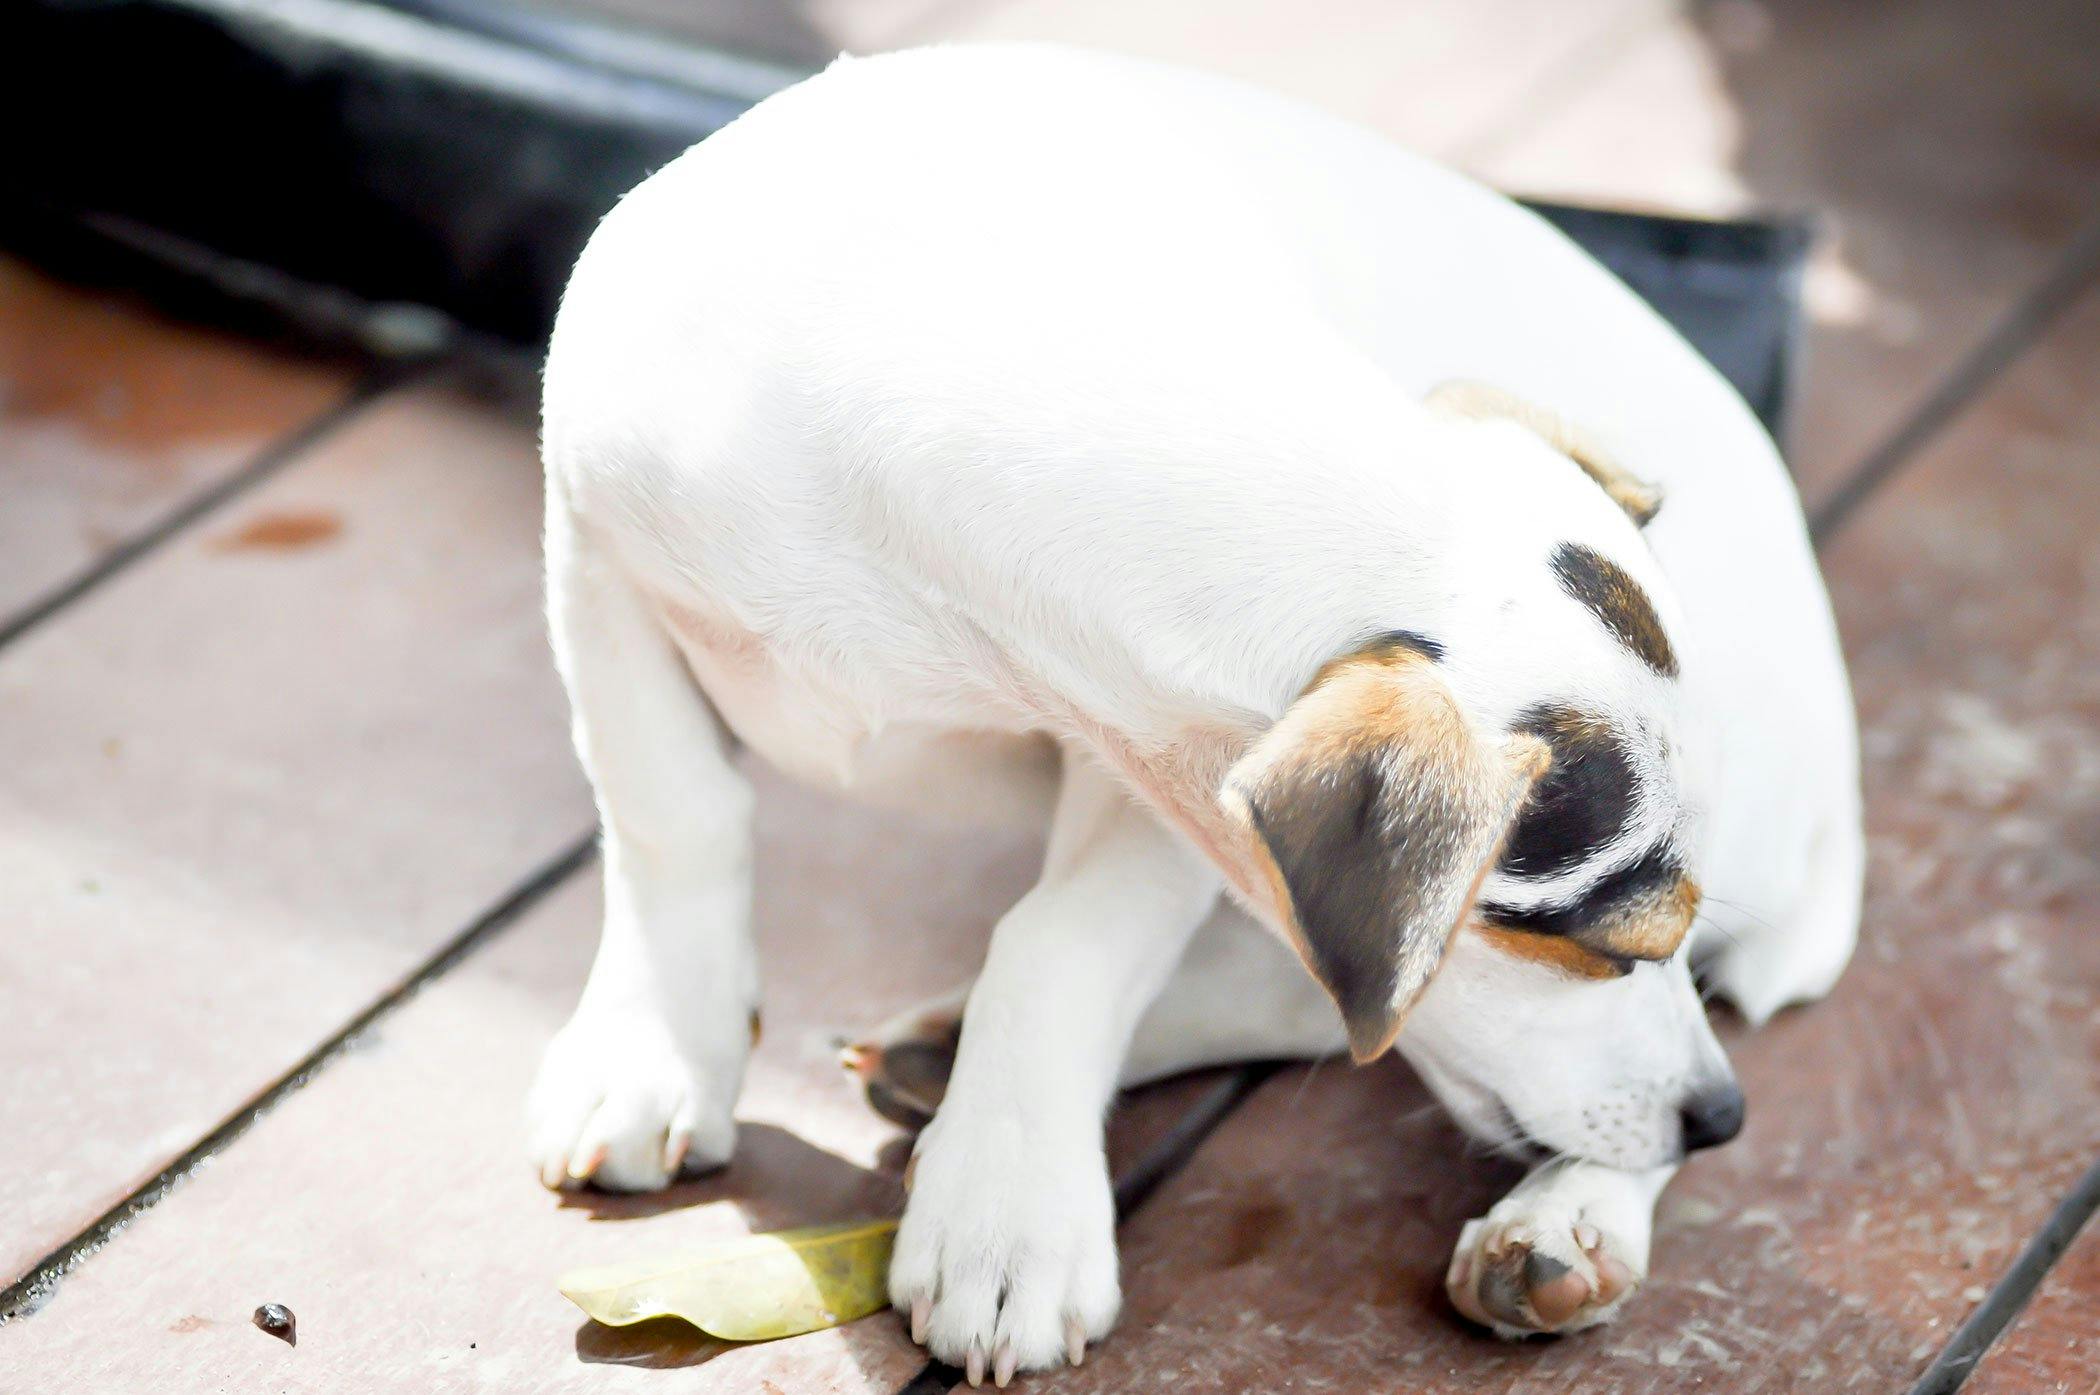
[891, 749, 1222, 1384]
[1447, 1157, 1675, 1336]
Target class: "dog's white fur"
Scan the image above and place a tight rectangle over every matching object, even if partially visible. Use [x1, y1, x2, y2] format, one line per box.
[531, 44, 1863, 1374]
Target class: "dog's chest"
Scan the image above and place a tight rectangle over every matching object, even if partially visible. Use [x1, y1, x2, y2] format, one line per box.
[652, 592, 1040, 791]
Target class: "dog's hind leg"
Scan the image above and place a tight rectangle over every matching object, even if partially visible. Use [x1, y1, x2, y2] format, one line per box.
[845, 901, 1344, 1128]
[1447, 1157, 1675, 1337]
[526, 491, 759, 1192]
[1699, 805, 1865, 1027]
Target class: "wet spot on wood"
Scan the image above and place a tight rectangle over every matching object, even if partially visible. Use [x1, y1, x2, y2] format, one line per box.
[214, 510, 342, 553]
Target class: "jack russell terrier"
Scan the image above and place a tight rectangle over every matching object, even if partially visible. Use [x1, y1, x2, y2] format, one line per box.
[529, 42, 1862, 1383]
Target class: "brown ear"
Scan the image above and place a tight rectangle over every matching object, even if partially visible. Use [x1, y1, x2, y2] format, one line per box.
[1427, 381, 1663, 527]
[1220, 644, 1550, 1062]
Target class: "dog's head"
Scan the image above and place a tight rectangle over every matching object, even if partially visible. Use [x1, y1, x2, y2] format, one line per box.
[1219, 385, 1740, 1170]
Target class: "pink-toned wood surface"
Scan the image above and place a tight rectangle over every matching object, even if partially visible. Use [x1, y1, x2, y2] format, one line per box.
[552, 0, 1662, 158]
[1965, 1221, 2100, 1395]
[0, 754, 1220, 1391]
[0, 386, 594, 1285]
[1002, 295, 2100, 1393]
[8, 7, 2098, 1391]
[0, 256, 351, 618]
[896, 0, 1664, 161]
[1470, 0, 2100, 497]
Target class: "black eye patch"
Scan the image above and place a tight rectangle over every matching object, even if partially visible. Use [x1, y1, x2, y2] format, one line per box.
[1478, 844, 1686, 942]
[1498, 705, 1637, 880]
[1550, 542, 1678, 677]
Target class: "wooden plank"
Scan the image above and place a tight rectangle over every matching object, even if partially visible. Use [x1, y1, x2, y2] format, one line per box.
[995, 292, 2100, 1391]
[903, 0, 1667, 159]
[0, 255, 351, 619]
[0, 384, 594, 1284]
[1466, 0, 2100, 498]
[578, 0, 958, 63]
[0, 872, 922, 1393]
[1964, 1220, 2100, 1395]
[0, 756, 1221, 1390]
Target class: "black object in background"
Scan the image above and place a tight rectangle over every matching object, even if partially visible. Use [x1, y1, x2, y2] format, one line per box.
[0, 0, 1805, 439]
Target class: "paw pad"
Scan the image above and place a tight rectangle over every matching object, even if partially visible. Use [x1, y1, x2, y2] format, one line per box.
[1448, 1214, 1638, 1336]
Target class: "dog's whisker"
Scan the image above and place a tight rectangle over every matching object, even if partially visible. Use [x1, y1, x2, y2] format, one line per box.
[1690, 909, 1747, 955]
[1284, 1055, 1328, 1111]
[1393, 1100, 1446, 1130]
[1701, 894, 1780, 936]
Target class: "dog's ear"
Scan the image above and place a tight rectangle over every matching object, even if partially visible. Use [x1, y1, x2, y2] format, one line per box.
[1427, 381, 1663, 527]
[1219, 642, 1550, 1062]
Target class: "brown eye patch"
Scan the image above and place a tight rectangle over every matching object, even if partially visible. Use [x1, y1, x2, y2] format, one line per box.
[1499, 705, 1637, 880]
[1550, 542, 1678, 677]
[1471, 924, 1630, 980]
[1475, 846, 1700, 968]
[1479, 845, 1685, 939]
[1597, 871, 1701, 962]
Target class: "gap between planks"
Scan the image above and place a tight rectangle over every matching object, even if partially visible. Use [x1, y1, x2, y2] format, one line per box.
[0, 834, 598, 1323]
[1818, 213, 2100, 1392]
[1906, 1156, 2100, 1395]
[1810, 206, 2100, 543]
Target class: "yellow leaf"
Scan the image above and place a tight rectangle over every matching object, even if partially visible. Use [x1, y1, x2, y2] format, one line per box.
[558, 1218, 899, 1342]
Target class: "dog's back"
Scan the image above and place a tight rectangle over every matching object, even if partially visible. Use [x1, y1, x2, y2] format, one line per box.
[542, 42, 1860, 998]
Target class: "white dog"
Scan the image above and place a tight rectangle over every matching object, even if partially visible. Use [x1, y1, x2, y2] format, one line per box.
[529, 43, 1862, 1383]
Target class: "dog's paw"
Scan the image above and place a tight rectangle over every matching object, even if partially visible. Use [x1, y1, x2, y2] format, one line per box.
[1447, 1196, 1642, 1337]
[527, 1007, 742, 1192]
[889, 1106, 1119, 1385]
[839, 993, 964, 1130]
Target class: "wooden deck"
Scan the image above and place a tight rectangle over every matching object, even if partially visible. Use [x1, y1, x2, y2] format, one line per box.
[3, 2, 2097, 1391]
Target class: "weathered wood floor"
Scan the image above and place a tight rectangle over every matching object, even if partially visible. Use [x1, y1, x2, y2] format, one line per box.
[3, 2, 2097, 1390]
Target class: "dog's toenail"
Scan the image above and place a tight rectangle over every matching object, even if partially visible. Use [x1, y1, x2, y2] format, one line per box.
[1451, 1248, 1475, 1291]
[966, 1341, 986, 1386]
[910, 1295, 929, 1345]
[1574, 1222, 1601, 1252]
[1593, 1253, 1638, 1305]
[994, 1340, 1017, 1387]
[1066, 1315, 1086, 1366]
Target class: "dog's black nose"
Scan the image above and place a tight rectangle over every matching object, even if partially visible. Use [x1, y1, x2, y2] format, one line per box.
[1679, 1083, 1746, 1152]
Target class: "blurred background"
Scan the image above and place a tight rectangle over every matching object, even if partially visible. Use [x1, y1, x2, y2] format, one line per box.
[2, 3, 2097, 1393]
